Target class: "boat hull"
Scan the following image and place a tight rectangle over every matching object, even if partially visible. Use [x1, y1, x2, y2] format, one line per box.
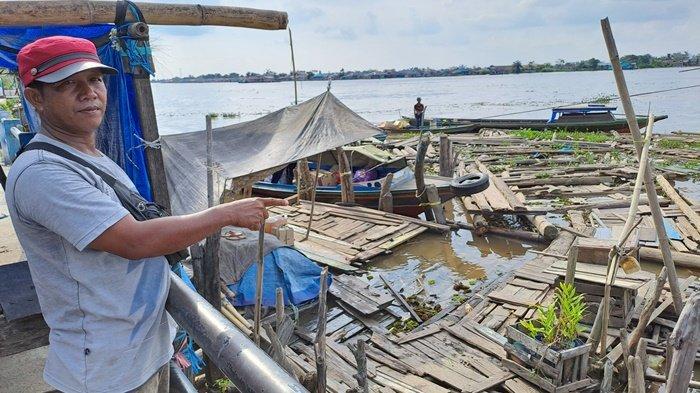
[393, 115, 668, 134]
[253, 176, 454, 217]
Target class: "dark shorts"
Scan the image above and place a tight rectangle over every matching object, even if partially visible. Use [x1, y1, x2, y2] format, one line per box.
[129, 362, 170, 393]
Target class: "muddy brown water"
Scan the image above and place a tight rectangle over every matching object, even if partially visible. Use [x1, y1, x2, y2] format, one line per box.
[362, 201, 546, 307]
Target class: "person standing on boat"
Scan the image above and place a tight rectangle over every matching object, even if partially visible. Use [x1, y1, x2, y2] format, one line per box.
[5, 36, 287, 393]
[414, 97, 425, 129]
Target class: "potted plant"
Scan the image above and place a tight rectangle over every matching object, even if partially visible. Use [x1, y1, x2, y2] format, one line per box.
[503, 282, 596, 392]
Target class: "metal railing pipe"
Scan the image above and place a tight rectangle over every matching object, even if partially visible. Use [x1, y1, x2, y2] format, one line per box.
[166, 271, 308, 393]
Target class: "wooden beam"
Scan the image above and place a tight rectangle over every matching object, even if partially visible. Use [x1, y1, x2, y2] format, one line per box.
[666, 293, 700, 393]
[336, 147, 355, 204]
[0, 1, 288, 29]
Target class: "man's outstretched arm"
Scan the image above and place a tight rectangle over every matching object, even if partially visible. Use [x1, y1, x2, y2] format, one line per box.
[89, 197, 287, 260]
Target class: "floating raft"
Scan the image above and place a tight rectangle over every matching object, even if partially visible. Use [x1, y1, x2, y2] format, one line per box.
[268, 201, 449, 271]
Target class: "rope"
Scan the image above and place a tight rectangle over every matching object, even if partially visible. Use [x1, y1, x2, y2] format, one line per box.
[475, 83, 700, 120]
[419, 201, 441, 207]
[125, 135, 160, 168]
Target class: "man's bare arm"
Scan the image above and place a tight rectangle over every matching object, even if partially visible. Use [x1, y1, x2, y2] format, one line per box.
[89, 197, 287, 260]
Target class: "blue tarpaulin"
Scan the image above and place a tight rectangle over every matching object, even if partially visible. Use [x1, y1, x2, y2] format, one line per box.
[228, 247, 332, 307]
[0, 24, 152, 199]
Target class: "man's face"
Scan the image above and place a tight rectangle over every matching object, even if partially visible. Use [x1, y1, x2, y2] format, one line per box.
[25, 68, 107, 135]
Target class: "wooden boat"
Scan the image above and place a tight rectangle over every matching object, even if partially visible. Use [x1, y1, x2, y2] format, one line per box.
[252, 145, 454, 217]
[383, 104, 667, 134]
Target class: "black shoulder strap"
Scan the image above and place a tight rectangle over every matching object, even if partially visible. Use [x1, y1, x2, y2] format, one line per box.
[23, 142, 119, 188]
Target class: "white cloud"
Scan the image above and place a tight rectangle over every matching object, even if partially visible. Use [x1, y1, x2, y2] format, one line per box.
[147, 0, 700, 78]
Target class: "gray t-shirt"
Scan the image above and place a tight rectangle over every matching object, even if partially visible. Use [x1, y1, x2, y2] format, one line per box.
[5, 133, 173, 393]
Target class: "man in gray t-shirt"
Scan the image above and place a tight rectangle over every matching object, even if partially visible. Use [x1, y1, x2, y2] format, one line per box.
[6, 36, 286, 393]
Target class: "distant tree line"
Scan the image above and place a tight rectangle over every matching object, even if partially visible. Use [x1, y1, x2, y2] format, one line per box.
[154, 51, 700, 84]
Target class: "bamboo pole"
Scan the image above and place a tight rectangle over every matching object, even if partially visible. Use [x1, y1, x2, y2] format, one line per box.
[314, 267, 329, 393]
[253, 217, 266, 346]
[288, 28, 298, 105]
[0, 1, 288, 29]
[589, 116, 652, 354]
[601, 17, 683, 314]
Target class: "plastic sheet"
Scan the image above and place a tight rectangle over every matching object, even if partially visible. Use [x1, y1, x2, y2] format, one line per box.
[161, 91, 383, 215]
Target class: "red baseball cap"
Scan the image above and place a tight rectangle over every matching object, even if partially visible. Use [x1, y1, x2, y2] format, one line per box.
[17, 36, 117, 86]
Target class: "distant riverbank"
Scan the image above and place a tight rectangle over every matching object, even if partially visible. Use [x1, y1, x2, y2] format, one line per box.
[152, 68, 700, 135]
[155, 51, 699, 84]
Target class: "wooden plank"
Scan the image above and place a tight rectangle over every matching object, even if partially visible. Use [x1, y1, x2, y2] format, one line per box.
[445, 323, 507, 359]
[510, 278, 549, 291]
[465, 371, 513, 393]
[334, 275, 393, 306]
[396, 323, 441, 344]
[657, 174, 700, 233]
[502, 358, 556, 393]
[503, 378, 540, 393]
[375, 366, 451, 393]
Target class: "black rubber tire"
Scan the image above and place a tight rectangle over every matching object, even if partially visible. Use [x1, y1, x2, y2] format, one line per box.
[450, 172, 490, 196]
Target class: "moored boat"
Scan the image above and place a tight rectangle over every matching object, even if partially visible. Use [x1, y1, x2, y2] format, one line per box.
[252, 145, 455, 217]
[381, 104, 667, 134]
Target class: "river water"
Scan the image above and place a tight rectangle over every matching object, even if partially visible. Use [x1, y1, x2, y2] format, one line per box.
[151, 68, 700, 305]
[152, 67, 700, 136]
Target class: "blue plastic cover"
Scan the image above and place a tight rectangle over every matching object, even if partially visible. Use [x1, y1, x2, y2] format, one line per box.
[228, 247, 332, 307]
[0, 24, 152, 199]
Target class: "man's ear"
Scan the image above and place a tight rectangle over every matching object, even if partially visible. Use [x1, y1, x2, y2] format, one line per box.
[23, 87, 44, 112]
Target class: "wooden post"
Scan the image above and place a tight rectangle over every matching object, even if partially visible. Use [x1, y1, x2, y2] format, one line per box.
[425, 185, 446, 225]
[314, 267, 329, 393]
[601, 17, 683, 314]
[288, 28, 298, 105]
[304, 153, 322, 241]
[439, 134, 453, 177]
[378, 172, 393, 213]
[350, 339, 369, 393]
[414, 134, 434, 221]
[296, 158, 313, 201]
[0, 1, 288, 30]
[124, 28, 172, 213]
[666, 293, 700, 393]
[276, 287, 285, 329]
[189, 244, 205, 297]
[253, 217, 266, 347]
[564, 241, 578, 284]
[336, 147, 355, 204]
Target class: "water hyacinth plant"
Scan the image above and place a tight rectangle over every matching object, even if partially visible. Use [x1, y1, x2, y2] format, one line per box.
[520, 282, 587, 349]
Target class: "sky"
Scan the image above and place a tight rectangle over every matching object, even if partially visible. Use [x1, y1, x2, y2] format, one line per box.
[146, 0, 700, 79]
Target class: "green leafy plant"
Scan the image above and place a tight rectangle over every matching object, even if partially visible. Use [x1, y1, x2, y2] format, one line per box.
[212, 378, 233, 393]
[520, 282, 587, 348]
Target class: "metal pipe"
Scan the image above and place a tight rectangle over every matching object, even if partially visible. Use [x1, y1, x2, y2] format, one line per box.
[166, 272, 308, 393]
[169, 361, 198, 393]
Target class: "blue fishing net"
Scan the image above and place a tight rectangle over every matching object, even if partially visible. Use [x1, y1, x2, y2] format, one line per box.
[0, 24, 152, 200]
